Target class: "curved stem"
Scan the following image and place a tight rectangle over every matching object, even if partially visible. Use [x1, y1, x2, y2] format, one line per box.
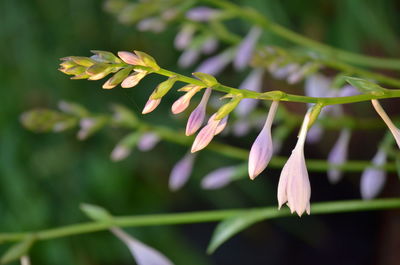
[203, 0, 400, 70]
[1, 198, 399, 243]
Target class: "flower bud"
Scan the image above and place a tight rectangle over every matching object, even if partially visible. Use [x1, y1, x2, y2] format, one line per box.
[121, 71, 148, 88]
[150, 76, 178, 99]
[171, 87, 201, 114]
[169, 153, 195, 191]
[102, 67, 133, 89]
[191, 114, 221, 152]
[360, 149, 387, 200]
[327, 129, 351, 183]
[142, 98, 161, 114]
[371, 99, 400, 149]
[201, 166, 237, 190]
[137, 132, 160, 151]
[186, 88, 211, 136]
[118, 51, 144, 66]
[134, 50, 160, 71]
[215, 96, 242, 120]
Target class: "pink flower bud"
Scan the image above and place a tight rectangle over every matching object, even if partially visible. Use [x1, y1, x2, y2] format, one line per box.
[277, 108, 312, 216]
[171, 88, 199, 114]
[214, 115, 228, 135]
[111, 227, 173, 265]
[121, 71, 147, 88]
[186, 7, 220, 22]
[142, 98, 161, 114]
[201, 166, 236, 190]
[191, 115, 221, 153]
[169, 153, 195, 191]
[186, 88, 211, 136]
[117, 51, 143, 65]
[248, 101, 279, 179]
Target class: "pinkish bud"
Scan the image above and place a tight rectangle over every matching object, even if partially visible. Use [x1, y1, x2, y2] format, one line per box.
[178, 48, 200, 68]
[191, 115, 221, 153]
[171, 88, 200, 114]
[137, 132, 160, 151]
[248, 101, 279, 179]
[169, 153, 195, 191]
[121, 71, 147, 88]
[186, 88, 211, 136]
[195, 48, 233, 75]
[214, 115, 228, 135]
[142, 98, 161, 114]
[118, 51, 143, 65]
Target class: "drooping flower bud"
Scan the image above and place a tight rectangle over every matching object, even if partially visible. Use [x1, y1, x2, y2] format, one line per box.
[233, 27, 262, 71]
[121, 70, 148, 88]
[191, 114, 221, 153]
[142, 98, 161, 114]
[20, 256, 31, 265]
[111, 227, 174, 265]
[178, 48, 200, 68]
[327, 128, 351, 183]
[171, 86, 202, 114]
[248, 101, 279, 180]
[102, 67, 133, 89]
[77, 117, 107, 140]
[277, 108, 312, 216]
[117, 51, 144, 66]
[186, 88, 212, 136]
[371, 99, 400, 149]
[169, 153, 196, 191]
[360, 148, 387, 200]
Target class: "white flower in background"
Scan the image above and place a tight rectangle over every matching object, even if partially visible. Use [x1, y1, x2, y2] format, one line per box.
[169, 153, 196, 191]
[111, 227, 174, 265]
[248, 101, 279, 180]
[20, 256, 31, 265]
[235, 68, 264, 118]
[277, 108, 312, 216]
[327, 128, 351, 184]
[233, 27, 262, 71]
[371, 99, 400, 149]
[201, 166, 237, 190]
[360, 148, 387, 200]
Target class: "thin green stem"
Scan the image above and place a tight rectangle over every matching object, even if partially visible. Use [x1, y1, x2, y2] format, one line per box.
[203, 0, 400, 70]
[1, 198, 399, 243]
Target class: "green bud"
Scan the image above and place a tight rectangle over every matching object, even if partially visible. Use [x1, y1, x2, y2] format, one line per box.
[59, 65, 86, 76]
[192, 72, 219, 87]
[91, 50, 122, 64]
[59, 60, 77, 69]
[331, 73, 349, 89]
[308, 103, 324, 128]
[65, 56, 96, 67]
[102, 67, 133, 89]
[345, 77, 387, 96]
[215, 95, 243, 120]
[134, 50, 160, 71]
[80, 203, 113, 222]
[150, 75, 178, 99]
[86, 63, 114, 80]
[1, 235, 36, 264]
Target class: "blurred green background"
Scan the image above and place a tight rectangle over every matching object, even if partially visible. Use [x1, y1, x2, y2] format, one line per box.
[1, 0, 400, 264]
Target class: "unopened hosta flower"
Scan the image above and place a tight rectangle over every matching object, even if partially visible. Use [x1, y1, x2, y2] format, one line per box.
[191, 114, 225, 153]
[327, 128, 351, 184]
[201, 36, 218, 54]
[142, 98, 161, 114]
[169, 153, 195, 191]
[371, 99, 400, 149]
[137, 132, 161, 151]
[121, 70, 148, 88]
[171, 85, 202, 114]
[233, 26, 262, 71]
[201, 166, 237, 190]
[235, 68, 264, 118]
[186, 88, 212, 136]
[360, 148, 387, 200]
[277, 108, 312, 216]
[118, 51, 145, 66]
[111, 227, 174, 265]
[248, 101, 279, 180]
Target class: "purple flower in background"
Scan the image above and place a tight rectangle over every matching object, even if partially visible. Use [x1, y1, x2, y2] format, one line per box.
[186, 88, 212, 136]
[232, 119, 251, 137]
[278, 109, 312, 216]
[270, 63, 300, 80]
[195, 48, 234, 75]
[327, 128, 351, 184]
[186, 7, 220, 22]
[248, 101, 279, 180]
[201, 166, 237, 190]
[201, 36, 219, 54]
[233, 27, 262, 71]
[178, 48, 200, 68]
[371, 99, 400, 149]
[111, 227, 174, 265]
[169, 153, 196, 191]
[174, 25, 196, 50]
[360, 149, 387, 200]
[137, 17, 166, 33]
[235, 68, 264, 117]
[137, 132, 161, 151]
[20, 256, 30, 265]
[191, 114, 222, 152]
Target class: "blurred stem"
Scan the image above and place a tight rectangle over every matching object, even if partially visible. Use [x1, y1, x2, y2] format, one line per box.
[1, 198, 400, 243]
[203, 0, 400, 71]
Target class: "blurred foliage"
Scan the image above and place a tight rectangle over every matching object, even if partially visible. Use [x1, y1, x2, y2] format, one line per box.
[0, 0, 400, 265]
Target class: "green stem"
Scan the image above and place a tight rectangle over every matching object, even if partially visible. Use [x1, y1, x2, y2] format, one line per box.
[204, 0, 400, 70]
[1, 198, 399, 243]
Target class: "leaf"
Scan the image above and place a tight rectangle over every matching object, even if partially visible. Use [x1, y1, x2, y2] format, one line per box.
[207, 208, 279, 254]
[80, 203, 113, 222]
[1, 235, 35, 264]
[345, 77, 386, 96]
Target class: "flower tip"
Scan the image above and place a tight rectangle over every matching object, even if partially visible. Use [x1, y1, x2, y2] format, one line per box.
[142, 99, 161, 114]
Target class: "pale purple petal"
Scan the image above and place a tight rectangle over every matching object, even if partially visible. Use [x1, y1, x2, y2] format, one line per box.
[201, 36, 219, 54]
[304, 74, 331, 98]
[174, 25, 195, 50]
[191, 117, 220, 152]
[142, 98, 161, 114]
[232, 119, 251, 137]
[121, 71, 147, 88]
[235, 68, 264, 117]
[171, 89, 199, 114]
[118, 51, 142, 65]
[360, 149, 387, 199]
[137, 133, 160, 151]
[110, 145, 131, 161]
[195, 48, 234, 75]
[186, 7, 220, 22]
[270, 63, 300, 80]
[201, 166, 236, 189]
[214, 115, 228, 135]
[305, 124, 323, 144]
[111, 227, 174, 265]
[169, 153, 195, 191]
[186, 88, 211, 136]
[233, 27, 262, 71]
[137, 18, 165, 33]
[327, 129, 351, 184]
[339, 85, 360, 97]
[178, 48, 200, 68]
